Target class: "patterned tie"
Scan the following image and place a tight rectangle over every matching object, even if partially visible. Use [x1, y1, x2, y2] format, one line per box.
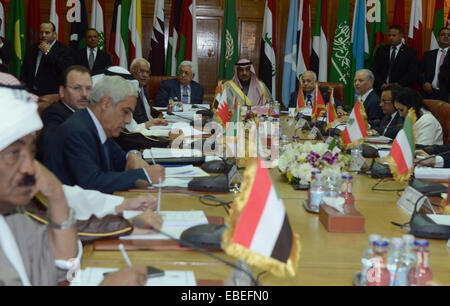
[88, 48, 95, 71]
[181, 85, 189, 104]
[437, 49, 447, 88]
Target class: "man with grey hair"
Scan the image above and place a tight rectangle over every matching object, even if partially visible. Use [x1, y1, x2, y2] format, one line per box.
[155, 60, 204, 107]
[45, 75, 165, 194]
[353, 69, 384, 127]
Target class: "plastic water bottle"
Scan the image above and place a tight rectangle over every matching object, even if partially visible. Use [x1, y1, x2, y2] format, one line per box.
[273, 101, 280, 116]
[326, 174, 341, 197]
[339, 173, 355, 206]
[308, 173, 326, 211]
[387, 237, 404, 286]
[360, 234, 381, 286]
[395, 235, 417, 286]
[366, 240, 391, 286]
[408, 239, 433, 286]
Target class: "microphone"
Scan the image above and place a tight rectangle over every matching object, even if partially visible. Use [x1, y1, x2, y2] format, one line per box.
[131, 218, 260, 286]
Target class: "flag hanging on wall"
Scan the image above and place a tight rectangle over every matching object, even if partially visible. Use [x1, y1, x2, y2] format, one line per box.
[296, 0, 311, 80]
[259, 0, 277, 98]
[222, 158, 300, 278]
[367, 0, 387, 67]
[218, 0, 238, 80]
[69, 0, 88, 50]
[149, 0, 165, 75]
[166, 0, 182, 76]
[311, 0, 327, 82]
[91, 0, 105, 50]
[6, 0, 26, 77]
[393, 0, 405, 30]
[408, 0, 423, 60]
[50, 0, 64, 43]
[109, 0, 129, 68]
[27, 0, 40, 48]
[129, 0, 142, 64]
[430, 0, 445, 50]
[281, 0, 298, 109]
[175, 0, 198, 81]
[0, 0, 5, 37]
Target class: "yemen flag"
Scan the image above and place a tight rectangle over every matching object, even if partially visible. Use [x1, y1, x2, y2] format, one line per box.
[325, 89, 338, 132]
[222, 158, 300, 277]
[311, 83, 326, 121]
[386, 109, 417, 182]
[128, 0, 143, 64]
[296, 0, 311, 79]
[6, 0, 26, 78]
[430, 0, 445, 50]
[149, 0, 165, 75]
[166, 0, 182, 76]
[408, 0, 423, 60]
[340, 99, 369, 149]
[69, 0, 88, 50]
[27, 0, 40, 48]
[50, 0, 64, 43]
[367, 0, 387, 67]
[91, 0, 105, 50]
[218, 0, 238, 80]
[259, 0, 277, 98]
[311, 0, 328, 82]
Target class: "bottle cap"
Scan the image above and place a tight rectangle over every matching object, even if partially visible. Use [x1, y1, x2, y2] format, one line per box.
[373, 240, 388, 247]
[414, 239, 430, 247]
[342, 172, 353, 179]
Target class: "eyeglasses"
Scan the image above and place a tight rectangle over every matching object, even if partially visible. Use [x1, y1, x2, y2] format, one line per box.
[137, 69, 150, 75]
[67, 85, 92, 93]
[380, 100, 392, 104]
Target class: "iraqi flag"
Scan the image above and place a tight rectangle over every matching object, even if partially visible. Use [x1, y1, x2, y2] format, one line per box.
[91, 0, 105, 50]
[386, 109, 417, 182]
[408, 0, 423, 60]
[149, 0, 165, 75]
[311, 0, 327, 82]
[259, 0, 276, 98]
[128, 0, 143, 64]
[222, 158, 300, 277]
[50, 0, 64, 43]
[340, 99, 369, 149]
[325, 89, 338, 132]
[311, 83, 326, 121]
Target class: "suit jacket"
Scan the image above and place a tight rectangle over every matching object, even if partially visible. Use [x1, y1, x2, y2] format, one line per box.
[288, 87, 344, 110]
[75, 47, 112, 76]
[419, 49, 449, 101]
[362, 90, 384, 128]
[155, 78, 204, 107]
[37, 100, 73, 161]
[443, 151, 450, 168]
[45, 109, 148, 194]
[438, 52, 450, 103]
[20, 41, 74, 96]
[133, 88, 152, 124]
[0, 37, 12, 73]
[371, 44, 419, 94]
[375, 112, 403, 139]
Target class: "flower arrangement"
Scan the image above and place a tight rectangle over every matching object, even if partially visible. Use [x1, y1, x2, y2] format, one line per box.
[278, 141, 350, 185]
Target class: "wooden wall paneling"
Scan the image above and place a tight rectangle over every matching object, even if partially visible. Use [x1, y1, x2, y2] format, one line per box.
[238, 18, 262, 75]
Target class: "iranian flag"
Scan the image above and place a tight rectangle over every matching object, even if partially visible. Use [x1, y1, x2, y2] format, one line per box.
[325, 89, 338, 132]
[296, 0, 311, 79]
[109, 0, 129, 68]
[311, 83, 326, 121]
[166, 0, 182, 76]
[340, 99, 369, 149]
[387, 109, 417, 182]
[408, 0, 423, 60]
[259, 0, 277, 98]
[149, 0, 165, 75]
[128, 0, 142, 64]
[50, 0, 64, 43]
[91, 0, 105, 50]
[222, 158, 300, 277]
[430, 0, 445, 50]
[0, 0, 5, 37]
[311, 0, 327, 82]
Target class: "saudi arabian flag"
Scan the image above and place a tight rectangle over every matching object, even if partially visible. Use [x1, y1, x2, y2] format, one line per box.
[219, 0, 238, 79]
[387, 109, 417, 182]
[367, 0, 387, 67]
[329, 0, 351, 108]
[430, 0, 445, 50]
[6, 0, 26, 78]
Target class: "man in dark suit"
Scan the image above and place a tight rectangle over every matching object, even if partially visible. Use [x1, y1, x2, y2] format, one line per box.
[75, 28, 112, 76]
[20, 22, 74, 96]
[370, 25, 419, 95]
[45, 75, 165, 194]
[371, 84, 403, 139]
[288, 70, 346, 114]
[0, 18, 12, 73]
[37, 65, 92, 161]
[155, 60, 204, 107]
[419, 27, 450, 101]
[439, 50, 450, 103]
[354, 69, 384, 128]
[130, 58, 167, 127]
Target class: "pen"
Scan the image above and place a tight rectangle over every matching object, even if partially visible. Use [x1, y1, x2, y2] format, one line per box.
[148, 149, 156, 165]
[157, 177, 162, 213]
[118, 243, 133, 267]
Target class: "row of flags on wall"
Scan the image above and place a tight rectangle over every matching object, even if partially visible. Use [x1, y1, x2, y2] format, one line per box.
[282, 0, 450, 109]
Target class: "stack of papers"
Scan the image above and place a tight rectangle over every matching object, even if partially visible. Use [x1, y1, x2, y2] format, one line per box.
[143, 148, 203, 159]
[165, 165, 209, 178]
[70, 268, 197, 286]
[414, 167, 450, 181]
[367, 136, 392, 143]
[120, 210, 209, 240]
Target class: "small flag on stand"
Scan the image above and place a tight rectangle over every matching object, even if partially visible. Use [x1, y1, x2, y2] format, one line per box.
[214, 84, 229, 127]
[386, 109, 417, 182]
[340, 99, 369, 149]
[222, 158, 300, 277]
[324, 89, 338, 132]
[311, 84, 326, 121]
[296, 83, 305, 113]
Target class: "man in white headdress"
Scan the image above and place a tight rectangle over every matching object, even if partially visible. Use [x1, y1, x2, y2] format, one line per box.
[222, 59, 272, 107]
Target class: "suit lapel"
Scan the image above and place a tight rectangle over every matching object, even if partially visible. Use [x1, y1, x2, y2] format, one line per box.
[80, 109, 110, 170]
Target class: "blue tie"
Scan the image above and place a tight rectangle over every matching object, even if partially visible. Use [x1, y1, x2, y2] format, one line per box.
[103, 141, 110, 170]
[181, 85, 189, 104]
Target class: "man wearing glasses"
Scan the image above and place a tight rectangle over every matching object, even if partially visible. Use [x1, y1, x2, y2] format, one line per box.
[154, 61, 204, 107]
[37, 65, 92, 161]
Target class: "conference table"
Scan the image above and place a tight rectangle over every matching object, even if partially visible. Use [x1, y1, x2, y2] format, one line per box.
[80, 120, 450, 286]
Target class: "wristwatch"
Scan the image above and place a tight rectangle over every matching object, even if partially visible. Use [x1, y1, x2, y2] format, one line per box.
[47, 208, 76, 230]
[127, 150, 143, 159]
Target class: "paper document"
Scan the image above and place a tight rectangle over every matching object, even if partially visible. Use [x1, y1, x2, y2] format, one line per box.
[414, 167, 450, 181]
[367, 136, 392, 143]
[70, 268, 197, 286]
[165, 165, 209, 178]
[426, 214, 450, 226]
[120, 210, 209, 240]
[153, 177, 192, 188]
[143, 148, 203, 159]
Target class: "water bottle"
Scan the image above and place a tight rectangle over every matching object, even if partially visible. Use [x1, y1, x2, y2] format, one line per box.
[350, 145, 363, 171]
[387, 237, 404, 286]
[360, 234, 381, 286]
[326, 174, 341, 197]
[308, 173, 326, 211]
[393, 235, 418, 286]
[339, 173, 355, 206]
[224, 260, 254, 286]
[408, 239, 433, 286]
[273, 101, 280, 116]
[366, 240, 391, 286]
